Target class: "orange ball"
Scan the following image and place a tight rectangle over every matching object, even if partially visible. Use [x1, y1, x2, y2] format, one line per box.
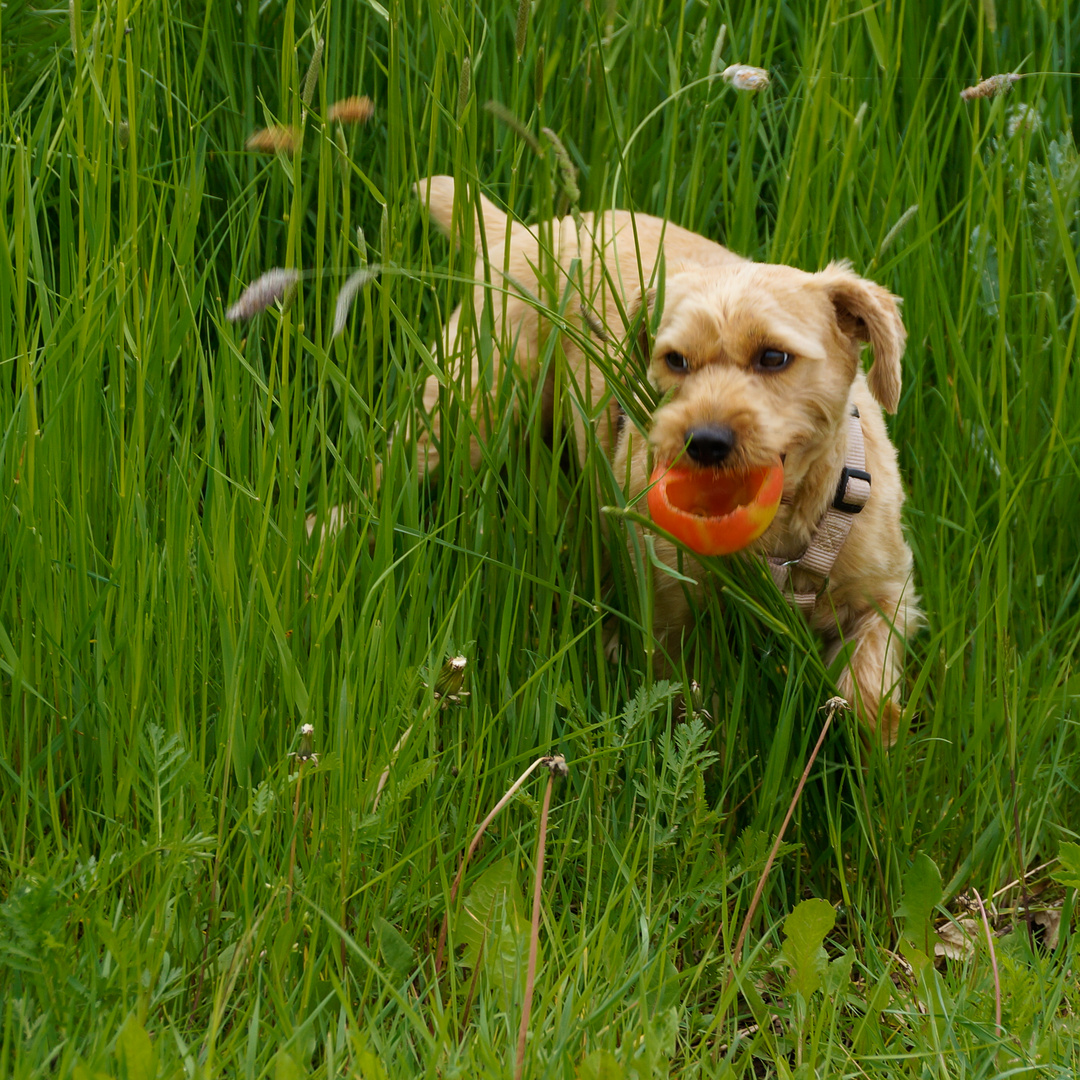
[647, 458, 784, 556]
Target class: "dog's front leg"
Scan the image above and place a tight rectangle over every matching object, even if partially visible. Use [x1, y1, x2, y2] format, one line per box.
[826, 598, 915, 745]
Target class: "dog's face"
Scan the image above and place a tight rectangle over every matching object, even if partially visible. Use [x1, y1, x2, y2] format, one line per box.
[642, 261, 905, 481]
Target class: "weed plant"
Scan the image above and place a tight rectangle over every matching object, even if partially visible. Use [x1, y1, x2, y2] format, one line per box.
[1, 0, 1079, 1076]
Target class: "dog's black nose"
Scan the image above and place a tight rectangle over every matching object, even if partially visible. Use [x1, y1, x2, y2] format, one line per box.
[684, 424, 736, 466]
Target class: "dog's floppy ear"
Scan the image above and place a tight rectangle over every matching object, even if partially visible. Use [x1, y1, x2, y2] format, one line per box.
[818, 261, 906, 413]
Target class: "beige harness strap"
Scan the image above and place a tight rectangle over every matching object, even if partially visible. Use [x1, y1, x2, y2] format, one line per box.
[768, 408, 870, 614]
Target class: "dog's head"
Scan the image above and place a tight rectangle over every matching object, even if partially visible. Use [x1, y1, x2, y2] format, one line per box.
[640, 260, 905, 478]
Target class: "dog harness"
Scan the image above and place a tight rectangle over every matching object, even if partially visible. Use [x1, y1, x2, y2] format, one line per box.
[767, 408, 870, 614]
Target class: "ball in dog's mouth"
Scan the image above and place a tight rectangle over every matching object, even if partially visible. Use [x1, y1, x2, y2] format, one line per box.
[647, 458, 784, 555]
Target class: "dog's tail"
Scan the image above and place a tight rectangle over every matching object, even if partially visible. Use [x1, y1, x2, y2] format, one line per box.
[415, 175, 510, 254]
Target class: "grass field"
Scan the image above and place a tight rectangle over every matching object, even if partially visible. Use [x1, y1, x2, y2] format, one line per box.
[2, 0, 1080, 1075]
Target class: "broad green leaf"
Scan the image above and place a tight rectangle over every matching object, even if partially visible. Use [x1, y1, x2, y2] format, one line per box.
[896, 852, 942, 955]
[485, 908, 530, 1008]
[355, 1048, 388, 1080]
[577, 1050, 624, 1080]
[852, 970, 895, 1054]
[274, 1050, 303, 1080]
[72, 1064, 112, 1080]
[455, 857, 530, 1008]
[823, 946, 855, 996]
[374, 916, 415, 980]
[642, 955, 681, 1014]
[1051, 842, 1080, 889]
[780, 898, 835, 1000]
[455, 856, 517, 968]
[647, 1007, 678, 1057]
[116, 1015, 153, 1080]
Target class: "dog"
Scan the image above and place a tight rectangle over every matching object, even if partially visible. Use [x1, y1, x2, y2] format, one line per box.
[411, 175, 922, 743]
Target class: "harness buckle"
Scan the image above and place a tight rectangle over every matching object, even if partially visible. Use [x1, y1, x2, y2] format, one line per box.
[832, 467, 871, 514]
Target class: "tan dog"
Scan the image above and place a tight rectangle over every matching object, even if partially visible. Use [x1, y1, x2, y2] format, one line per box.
[413, 175, 922, 742]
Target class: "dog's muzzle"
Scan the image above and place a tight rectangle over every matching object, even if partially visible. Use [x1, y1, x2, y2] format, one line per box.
[684, 424, 736, 466]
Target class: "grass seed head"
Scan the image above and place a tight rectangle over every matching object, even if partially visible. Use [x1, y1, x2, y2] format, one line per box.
[327, 95, 374, 124]
[542, 126, 580, 204]
[960, 73, 1022, 100]
[226, 268, 300, 321]
[515, 0, 529, 57]
[484, 100, 543, 154]
[457, 56, 471, 120]
[245, 125, 300, 154]
[332, 266, 380, 339]
[302, 37, 324, 108]
[708, 25, 728, 77]
[722, 64, 769, 91]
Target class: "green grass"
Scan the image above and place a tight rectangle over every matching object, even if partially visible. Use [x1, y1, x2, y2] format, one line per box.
[2, 0, 1080, 1075]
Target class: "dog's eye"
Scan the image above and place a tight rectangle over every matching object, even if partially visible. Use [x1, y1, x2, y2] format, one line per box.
[756, 348, 793, 372]
[664, 352, 690, 373]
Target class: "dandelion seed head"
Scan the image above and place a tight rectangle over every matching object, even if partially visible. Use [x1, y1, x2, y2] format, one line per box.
[1007, 103, 1040, 137]
[297, 724, 317, 763]
[327, 95, 375, 124]
[543, 754, 569, 778]
[722, 64, 769, 92]
[432, 654, 469, 701]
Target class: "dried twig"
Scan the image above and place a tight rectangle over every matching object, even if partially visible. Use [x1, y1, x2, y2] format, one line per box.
[434, 755, 565, 973]
[727, 697, 846, 981]
[286, 724, 316, 922]
[990, 859, 1055, 900]
[973, 889, 1003, 1037]
[515, 757, 565, 1080]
